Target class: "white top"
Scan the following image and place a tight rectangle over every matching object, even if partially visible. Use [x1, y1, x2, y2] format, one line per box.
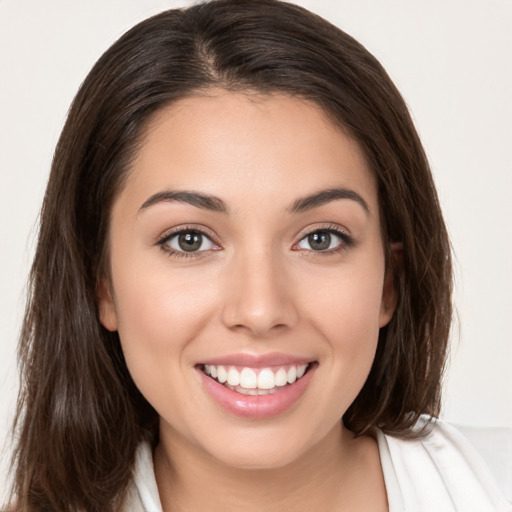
[123, 419, 512, 512]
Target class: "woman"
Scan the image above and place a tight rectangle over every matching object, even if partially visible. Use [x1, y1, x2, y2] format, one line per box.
[6, 1, 511, 511]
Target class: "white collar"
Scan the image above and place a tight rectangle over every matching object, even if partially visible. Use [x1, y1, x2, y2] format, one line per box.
[130, 419, 512, 512]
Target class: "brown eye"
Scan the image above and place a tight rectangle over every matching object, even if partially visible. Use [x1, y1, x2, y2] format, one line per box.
[307, 231, 332, 251]
[296, 229, 348, 252]
[166, 230, 215, 253]
[178, 232, 202, 252]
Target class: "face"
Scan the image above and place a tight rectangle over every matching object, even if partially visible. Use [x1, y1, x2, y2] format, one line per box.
[99, 91, 395, 469]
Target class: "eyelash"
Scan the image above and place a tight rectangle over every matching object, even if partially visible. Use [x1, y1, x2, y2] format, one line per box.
[156, 225, 220, 260]
[293, 224, 355, 256]
[156, 224, 355, 260]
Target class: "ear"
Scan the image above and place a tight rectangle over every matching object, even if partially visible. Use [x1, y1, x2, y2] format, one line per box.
[97, 276, 118, 331]
[379, 242, 402, 327]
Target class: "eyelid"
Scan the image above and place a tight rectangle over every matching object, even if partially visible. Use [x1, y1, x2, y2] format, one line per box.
[292, 223, 355, 252]
[155, 224, 222, 256]
[293, 223, 351, 242]
[154, 222, 354, 259]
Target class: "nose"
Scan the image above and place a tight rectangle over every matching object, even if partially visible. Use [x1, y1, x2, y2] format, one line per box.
[221, 249, 298, 336]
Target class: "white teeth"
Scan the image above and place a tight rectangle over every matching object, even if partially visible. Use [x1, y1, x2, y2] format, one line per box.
[203, 362, 311, 391]
[240, 368, 257, 389]
[275, 368, 288, 387]
[257, 368, 275, 389]
[287, 366, 297, 384]
[226, 384, 279, 395]
[227, 367, 240, 386]
[297, 364, 307, 378]
[217, 365, 227, 383]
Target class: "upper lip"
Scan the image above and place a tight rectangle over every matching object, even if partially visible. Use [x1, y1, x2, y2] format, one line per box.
[198, 352, 314, 368]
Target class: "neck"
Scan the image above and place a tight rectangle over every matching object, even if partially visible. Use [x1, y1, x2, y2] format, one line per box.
[154, 423, 387, 512]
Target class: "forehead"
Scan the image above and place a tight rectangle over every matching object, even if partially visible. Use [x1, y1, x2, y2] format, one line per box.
[122, 91, 378, 216]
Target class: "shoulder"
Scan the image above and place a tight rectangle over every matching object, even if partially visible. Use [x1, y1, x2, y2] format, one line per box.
[455, 422, 512, 501]
[376, 416, 512, 512]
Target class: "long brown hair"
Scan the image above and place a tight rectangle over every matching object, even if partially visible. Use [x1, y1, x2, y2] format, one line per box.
[9, 1, 452, 510]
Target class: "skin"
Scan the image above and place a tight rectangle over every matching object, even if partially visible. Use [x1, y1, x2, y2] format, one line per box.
[99, 91, 395, 511]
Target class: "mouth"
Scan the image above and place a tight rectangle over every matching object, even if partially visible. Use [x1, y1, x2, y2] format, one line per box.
[199, 362, 312, 395]
[196, 358, 317, 419]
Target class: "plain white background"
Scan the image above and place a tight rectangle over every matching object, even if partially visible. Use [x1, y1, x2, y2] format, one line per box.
[1, 0, 511, 499]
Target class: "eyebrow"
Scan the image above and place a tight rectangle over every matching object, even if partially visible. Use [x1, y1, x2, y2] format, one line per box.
[289, 187, 370, 215]
[138, 186, 369, 216]
[139, 190, 229, 214]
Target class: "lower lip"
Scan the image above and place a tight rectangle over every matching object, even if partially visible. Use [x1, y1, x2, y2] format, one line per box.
[198, 365, 316, 419]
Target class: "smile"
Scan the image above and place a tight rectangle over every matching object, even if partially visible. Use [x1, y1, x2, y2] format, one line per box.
[197, 356, 317, 418]
[202, 363, 310, 395]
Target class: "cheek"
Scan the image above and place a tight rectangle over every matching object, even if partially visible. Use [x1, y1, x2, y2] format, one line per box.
[319, 299, 381, 383]
[302, 262, 385, 338]
[109, 256, 219, 391]
[113, 251, 216, 332]
[299, 262, 384, 385]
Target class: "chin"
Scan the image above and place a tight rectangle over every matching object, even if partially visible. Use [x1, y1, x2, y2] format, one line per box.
[197, 425, 325, 471]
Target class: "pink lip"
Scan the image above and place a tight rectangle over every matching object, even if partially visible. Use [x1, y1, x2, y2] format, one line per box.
[199, 352, 313, 369]
[197, 363, 316, 419]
